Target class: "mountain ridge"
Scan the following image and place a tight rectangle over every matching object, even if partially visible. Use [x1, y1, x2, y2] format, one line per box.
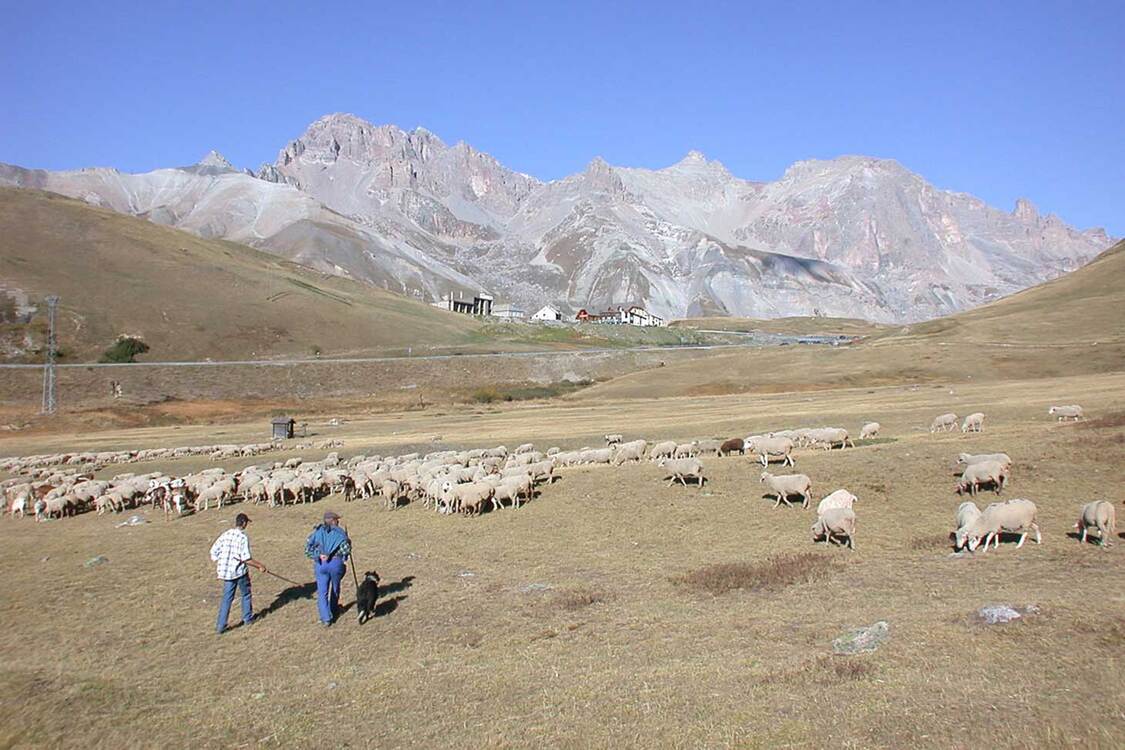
[1, 112, 1114, 322]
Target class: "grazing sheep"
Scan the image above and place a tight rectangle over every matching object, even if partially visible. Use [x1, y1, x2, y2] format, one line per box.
[930, 413, 959, 432]
[1048, 405, 1084, 421]
[380, 479, 402, 510]
[961, 412, 985, 433]
[658, 458, 706, 487]
[719, 438, 745, 456]
[957, 453, 1013, 470]
[1075, 501, 1116, 547]
[955, 461, 1009, 497]
[650, 441, 677, 461]
[440, 481, 496, 516]
[811, 508, 856, 549]
[604, 434, 623, 446]
[513, 443, 535, 455]
[860, 422, 881, 440]
[953, 501, 982, 550]
[694, 439, 723, 456]
[965, 498, 1041, 552]
[805, 428, 854, 450]
[816, 489, 858, 516]
[673, 443, 699, 459]
[747, 436, 796, 468]
[612, 441, 647, 466]
[760, 472, 813, 509]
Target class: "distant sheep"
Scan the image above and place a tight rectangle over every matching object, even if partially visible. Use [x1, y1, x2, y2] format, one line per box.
[673, 443, 699, 459]
[719, 438, 745, 456]
[604, 434, 623, 446]
[1075, 501, 1116, 547]
[811, 508, 856, 549]
[860, 422, 880, 440]
[658, 458, 706, 487]
[1048, 405, 1084, 421]
[650, 441, 677, 461]
[961, 412, 985, 433]
[747, 436, 795, 468]
[760, 472, 812, 509]
[612, 440, 647, 465]
[955, 461, 1009, 497]
[930, 413, 958, 432]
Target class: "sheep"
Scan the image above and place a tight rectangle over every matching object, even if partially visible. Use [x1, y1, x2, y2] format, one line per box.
[964, 498, 1040, 552]
[380, 479, 402, 510]
[1048, 405, 1084, 421]
[650, 441, 677, 461]
[523, 460, 556, 484]
[955, 461, 1009, 497]
[860, 422, 880, 440]
[811, 508, 856, 549]
[513, 443, 535, 455]
[953, 501, 982, 550]
[694, 439, 723, 456]
[816, 489, 858, 516]
[747, 436, 796, 467]
[760, 472, 813, 509]
[957, 453, 1012, 471]
[658, 458, 706, 487]
[579, 448, 614, 465]
[493, 474, 534, 509]
[440, 481, 496, 516]
[961, 412, 985, 433]
[719, 438, 745, 456]
[930, 413, 959, 432]
[604, 434, 623, 446]
[805, 428, 854, 450]
[1075, 501, 1116, 547]
[612, 441, 647, 466]
[673, 443, 699, 459]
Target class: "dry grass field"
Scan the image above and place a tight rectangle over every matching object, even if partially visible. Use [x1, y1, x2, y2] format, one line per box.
[2, 372, 1123, 748]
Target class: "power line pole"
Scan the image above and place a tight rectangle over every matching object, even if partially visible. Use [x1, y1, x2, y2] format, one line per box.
[41, 295, 59, 415]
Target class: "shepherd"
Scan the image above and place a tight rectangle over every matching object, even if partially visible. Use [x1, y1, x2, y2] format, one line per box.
[305, 510, 352, 626]
[209, 513, 268, 634]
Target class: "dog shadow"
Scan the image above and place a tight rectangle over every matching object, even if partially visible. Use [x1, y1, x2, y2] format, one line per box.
[374, 595, 407, 618]
[257, 582, 316, 620]
[381, 575, 415, 596]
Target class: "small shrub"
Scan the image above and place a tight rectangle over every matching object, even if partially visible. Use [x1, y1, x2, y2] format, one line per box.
[99, 337, 149, 363]
[553, 588, 607, 611]
[674, 552, 837, 596]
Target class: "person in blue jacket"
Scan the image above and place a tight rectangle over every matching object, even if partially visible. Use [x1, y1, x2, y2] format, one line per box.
[305, 510, 351, 626]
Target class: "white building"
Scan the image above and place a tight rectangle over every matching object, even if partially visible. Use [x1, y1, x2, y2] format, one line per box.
[531, 305, 563, 322]
[491, 303, 526, 320]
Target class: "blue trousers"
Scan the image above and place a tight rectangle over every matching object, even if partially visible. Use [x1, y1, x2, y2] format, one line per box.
[314, 557, 345, 623]
[216, 574, 252, 633]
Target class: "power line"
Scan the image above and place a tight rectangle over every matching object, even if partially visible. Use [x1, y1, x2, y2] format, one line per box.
[41, 295, 59, 415]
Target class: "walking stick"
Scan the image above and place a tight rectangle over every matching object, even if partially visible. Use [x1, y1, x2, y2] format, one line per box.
[344, 524, 361, 589]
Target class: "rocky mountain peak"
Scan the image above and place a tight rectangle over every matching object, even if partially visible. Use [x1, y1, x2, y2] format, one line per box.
[198, 150, 234, 170]
[1013, 197, 1039, 222]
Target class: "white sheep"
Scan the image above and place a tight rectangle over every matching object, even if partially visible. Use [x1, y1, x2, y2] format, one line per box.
[604, 434, 623, 446]
[816, 489, 858, 516]
[957, 452, 1012, 470]
[961, 412, 985, 433]
[673, 443, 699, 459]
[811, 508, 856, 549]
[612, 441, 647, 465]
[650, 441, 677, 460]
[953, 501, 982, 550]
[930, 413, 959, 432]
[1048, 405, 1084, 421]
[760, 472, 813, 509]
[513, 443, 535, 455]
[1075, 501, 1116, 547]
[694, 439, 723, 456]
[860, 422, 881, 440]
[955, 461, 1008, 497]
[747, 436, 796, 467]
[658, 458, 706, 487]
[964, 498, 1040, 552]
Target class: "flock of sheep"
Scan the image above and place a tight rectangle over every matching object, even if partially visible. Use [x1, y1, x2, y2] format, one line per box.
[0, 403, 1115, 553]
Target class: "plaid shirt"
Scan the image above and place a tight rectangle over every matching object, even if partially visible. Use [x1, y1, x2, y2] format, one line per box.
[210, 528, 251, 580]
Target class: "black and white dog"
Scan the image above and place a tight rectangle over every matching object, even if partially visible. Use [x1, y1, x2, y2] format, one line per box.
[356, 570, 381, 624]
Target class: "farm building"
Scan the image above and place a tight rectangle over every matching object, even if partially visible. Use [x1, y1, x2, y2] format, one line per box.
[576, 304, 665, 327]
[491, 303, 525, 320]
[432, 291, 494, 316]
[531, 305, 563, 322]
[270, 416, 295, 440]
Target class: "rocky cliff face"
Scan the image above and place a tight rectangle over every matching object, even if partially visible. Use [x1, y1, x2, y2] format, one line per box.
[1, 113, 1113, 322]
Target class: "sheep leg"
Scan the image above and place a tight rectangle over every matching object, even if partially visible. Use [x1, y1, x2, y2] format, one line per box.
[1079, 527, 1087, 544]
[1032, 523, 1041, 544]
[1015, 532, 1027, 549]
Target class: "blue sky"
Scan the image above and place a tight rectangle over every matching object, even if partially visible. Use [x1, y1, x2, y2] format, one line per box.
[2, 1, 1122, 234]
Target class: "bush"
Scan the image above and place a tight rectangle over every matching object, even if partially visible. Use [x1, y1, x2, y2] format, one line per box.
[673, 552, 837, 595]
[99, 337, 149, 363]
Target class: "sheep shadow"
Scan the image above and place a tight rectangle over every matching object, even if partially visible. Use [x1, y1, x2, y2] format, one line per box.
[1065, 530, 1116, 546]
[257, 581, 317, 620]
[760, 493, 807, 510]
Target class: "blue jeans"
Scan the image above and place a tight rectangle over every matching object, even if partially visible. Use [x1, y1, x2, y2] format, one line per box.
[314, 557, 345, 623]
[216, 574, 252, 633]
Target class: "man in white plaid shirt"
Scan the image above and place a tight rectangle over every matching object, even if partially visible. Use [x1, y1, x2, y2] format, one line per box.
[210, 513, 267, 634]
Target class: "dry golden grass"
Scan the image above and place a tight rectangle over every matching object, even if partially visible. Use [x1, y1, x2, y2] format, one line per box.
[1, 371, 1124, 747]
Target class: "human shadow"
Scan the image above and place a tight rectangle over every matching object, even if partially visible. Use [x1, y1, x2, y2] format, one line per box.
[257, 581, 316, 620]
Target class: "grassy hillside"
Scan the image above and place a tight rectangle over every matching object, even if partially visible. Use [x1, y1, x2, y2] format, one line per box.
[0, 189, 739, 363]
[579, 240, 1125, 400]
[672, 316, 889, 338]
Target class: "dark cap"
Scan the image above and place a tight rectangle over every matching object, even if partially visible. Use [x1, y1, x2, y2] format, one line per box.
[323, 511, 341, 522]
[235, 513, 251, 527]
